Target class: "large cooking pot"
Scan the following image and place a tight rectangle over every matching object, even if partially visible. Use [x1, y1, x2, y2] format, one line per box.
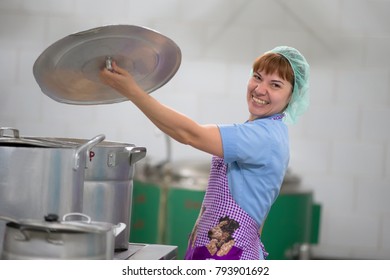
[0, 213, 125, 259]
[34, 137, 147, 250]
[0, 127, 105, 252]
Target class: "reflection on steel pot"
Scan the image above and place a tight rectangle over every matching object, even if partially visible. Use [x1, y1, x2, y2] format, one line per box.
[37, 137, 147, 250]
[0, 127, 105, 253]
[0, 213, 125, 259]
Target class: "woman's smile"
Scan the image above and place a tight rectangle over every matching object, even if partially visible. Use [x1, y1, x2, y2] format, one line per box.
[251, 94, 270, 105]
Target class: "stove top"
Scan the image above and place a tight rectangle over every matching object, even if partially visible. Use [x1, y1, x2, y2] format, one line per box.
[114, 243, 177, 260]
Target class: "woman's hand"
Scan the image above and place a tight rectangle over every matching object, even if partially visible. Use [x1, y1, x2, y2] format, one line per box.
[99, 61, 143, 100]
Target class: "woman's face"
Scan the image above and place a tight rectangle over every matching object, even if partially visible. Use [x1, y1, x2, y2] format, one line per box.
[246, 70, 293, 121]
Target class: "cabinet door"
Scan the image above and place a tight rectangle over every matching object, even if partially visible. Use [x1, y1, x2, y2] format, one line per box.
[261, 192, 313, 259]
[130, 181, 161, 244]
[165, 187, 205, 259]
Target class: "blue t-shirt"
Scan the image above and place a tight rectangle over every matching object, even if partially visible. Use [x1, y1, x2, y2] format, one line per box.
[218, 115, 289, 227]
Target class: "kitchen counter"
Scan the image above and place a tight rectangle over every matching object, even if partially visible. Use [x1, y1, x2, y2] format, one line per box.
[114, 243, 177, 260]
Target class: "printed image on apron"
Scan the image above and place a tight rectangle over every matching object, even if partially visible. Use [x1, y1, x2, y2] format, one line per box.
[206, 216, 240, 257]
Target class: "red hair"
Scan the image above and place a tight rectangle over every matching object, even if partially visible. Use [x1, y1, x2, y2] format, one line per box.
[252, 52, 294, 86]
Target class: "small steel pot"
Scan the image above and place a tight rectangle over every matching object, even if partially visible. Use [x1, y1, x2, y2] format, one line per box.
[0, 213, 125, 260]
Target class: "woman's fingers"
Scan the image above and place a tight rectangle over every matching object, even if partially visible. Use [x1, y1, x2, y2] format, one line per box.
[99, 60, 142, 98]
[111, 61, 128, 76]
[99, 68, 113, 84]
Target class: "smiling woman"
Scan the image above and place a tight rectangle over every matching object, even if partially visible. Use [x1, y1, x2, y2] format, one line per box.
[99, 45, 310, 260]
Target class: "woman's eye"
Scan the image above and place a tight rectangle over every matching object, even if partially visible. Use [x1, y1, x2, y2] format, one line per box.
[253, 74, 261, 80]
[271, 83, 281, 88]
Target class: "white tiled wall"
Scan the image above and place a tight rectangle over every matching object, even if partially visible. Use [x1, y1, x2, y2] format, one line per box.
[0, 0, 389, 259]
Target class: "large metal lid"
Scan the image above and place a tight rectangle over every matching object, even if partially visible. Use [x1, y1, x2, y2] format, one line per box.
[33, 25, 182, 105]
[0, 214, 110, 234]
[0, 127, 71, 147]
[0, 127, 105, 150]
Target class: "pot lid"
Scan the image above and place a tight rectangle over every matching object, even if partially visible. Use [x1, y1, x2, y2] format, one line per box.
[0, 127, 91, 148]
[33, 25, 182, 105]
[0, 127, 70, 148]
[1, 214, 110, 234]
[30, 137, 136, 148]
[0, 127, 105, 151]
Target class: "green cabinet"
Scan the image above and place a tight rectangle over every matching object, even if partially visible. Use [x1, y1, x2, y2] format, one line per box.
[130, 180, 205, 259]
[261, 191, 321, 259]
[165, 187, 205, 259]
[129, 181, 161, 244]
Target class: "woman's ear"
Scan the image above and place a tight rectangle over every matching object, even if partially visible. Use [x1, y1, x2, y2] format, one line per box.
[287, 93, 293, 104]
[283, 93, 293, 112]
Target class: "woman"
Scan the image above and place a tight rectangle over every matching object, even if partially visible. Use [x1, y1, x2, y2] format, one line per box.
[100, 46, 310, 260]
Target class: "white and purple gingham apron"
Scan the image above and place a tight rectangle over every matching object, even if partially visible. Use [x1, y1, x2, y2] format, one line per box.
[184, 156, 268, 260]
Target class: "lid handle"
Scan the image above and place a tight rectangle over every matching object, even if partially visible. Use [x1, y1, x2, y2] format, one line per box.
[0, 127, 20, 138]
[62, 212, 92, 223]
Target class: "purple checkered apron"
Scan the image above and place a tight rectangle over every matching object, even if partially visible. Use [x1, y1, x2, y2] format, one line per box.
[184, 156, 268, 260]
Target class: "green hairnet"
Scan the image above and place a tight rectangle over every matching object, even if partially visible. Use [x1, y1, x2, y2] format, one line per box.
[269, 46, 310, 125]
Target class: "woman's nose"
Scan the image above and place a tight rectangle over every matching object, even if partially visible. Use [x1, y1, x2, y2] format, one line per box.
[254, 83, 267, 94]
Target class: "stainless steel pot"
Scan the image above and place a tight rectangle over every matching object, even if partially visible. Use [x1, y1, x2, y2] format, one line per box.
[34, 137, 147, 250]
[84, 142, 146, 250]
[0, 127, 105, 252]
[0, 213, 125, 259]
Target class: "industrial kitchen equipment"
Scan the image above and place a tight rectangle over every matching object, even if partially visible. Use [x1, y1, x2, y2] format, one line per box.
[0, 24, 181, 259]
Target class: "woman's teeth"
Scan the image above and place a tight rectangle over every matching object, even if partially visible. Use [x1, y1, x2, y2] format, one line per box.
[252, 96, 269, 105]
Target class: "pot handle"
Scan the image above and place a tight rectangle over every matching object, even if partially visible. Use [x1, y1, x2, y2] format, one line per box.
[127, 146, 147, 165]
[113, 223, 126, 237]
[0, 215, 19, 224]
[0, 127, 20, 138]
[73, 134, 105, 170]
[62, 212, 92, 223]
[0, 215, 58, 243]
